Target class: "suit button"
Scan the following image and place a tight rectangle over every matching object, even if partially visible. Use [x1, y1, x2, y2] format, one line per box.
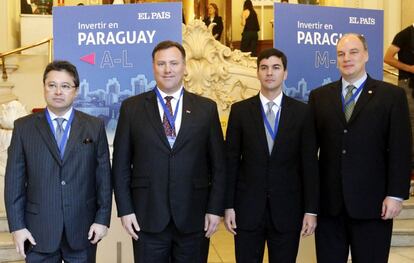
[344, 129, 348, 133]
[61, 181, 66, 185]
[342, 150, 347, 154]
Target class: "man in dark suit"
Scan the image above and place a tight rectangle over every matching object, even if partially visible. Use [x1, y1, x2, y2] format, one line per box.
[112, 40, 226, 262]
[5, 60, 112, 262]
[309, 33, 412, 263]
[224, 48, 319, 263]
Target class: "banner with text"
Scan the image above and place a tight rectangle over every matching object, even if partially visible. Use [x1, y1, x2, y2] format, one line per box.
[53, 3, 182, 142]
[274, 3, 383, 102]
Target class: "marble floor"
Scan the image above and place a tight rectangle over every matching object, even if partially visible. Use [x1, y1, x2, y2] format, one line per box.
[207, 223, 414, 263]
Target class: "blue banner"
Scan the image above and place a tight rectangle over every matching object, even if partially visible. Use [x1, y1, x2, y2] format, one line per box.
[53, 3, 182, 141]
[274, 3, 383, 102]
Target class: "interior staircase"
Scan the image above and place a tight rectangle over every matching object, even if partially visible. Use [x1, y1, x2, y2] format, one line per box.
[392, 193, 414, 247]
[0, 211, 23, 262]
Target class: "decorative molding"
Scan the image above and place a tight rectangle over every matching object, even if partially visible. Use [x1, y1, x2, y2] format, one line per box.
[183, 19, 259, 117]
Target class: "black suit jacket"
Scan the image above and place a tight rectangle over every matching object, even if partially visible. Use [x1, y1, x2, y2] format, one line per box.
[226, 94, 319, 231]
[5, 110, 112, 253]
[112, 89, 226, 234]
[309, 75, 412, 218]
[203, 16, 224, 40]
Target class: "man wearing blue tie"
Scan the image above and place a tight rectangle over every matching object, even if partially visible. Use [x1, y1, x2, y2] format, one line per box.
[5, 61, 112, 262]
[224, 48, 319, 263]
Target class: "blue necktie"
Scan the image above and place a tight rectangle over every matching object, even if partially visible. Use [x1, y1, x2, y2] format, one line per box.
[265, 101, 275, 153]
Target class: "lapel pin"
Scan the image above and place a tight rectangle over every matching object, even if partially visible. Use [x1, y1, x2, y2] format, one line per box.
[186, 110, 191, 114]
[368, 90, 373, 94]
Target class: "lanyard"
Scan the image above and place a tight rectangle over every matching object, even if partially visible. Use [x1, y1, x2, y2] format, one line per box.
[154, 87, 183, 132]
[45, 109, 74, 158]
[260, 103, 281, 141]
[341, 80, 366, 111]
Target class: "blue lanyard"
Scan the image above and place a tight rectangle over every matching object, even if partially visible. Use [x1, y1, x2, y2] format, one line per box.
[154, 87, 183, 132]
[341, 80, 366, 111]
[45, 109, 75, 158]
[260, 103, 281, 141]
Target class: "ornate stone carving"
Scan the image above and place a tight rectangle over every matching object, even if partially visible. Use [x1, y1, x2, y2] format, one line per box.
[0, 101, 27, 212]
[183, 19, 260, 119]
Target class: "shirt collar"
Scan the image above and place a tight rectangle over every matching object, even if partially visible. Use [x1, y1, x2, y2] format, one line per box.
[259, 91, 283, 109]
[156, 86, 184, 101]
[47, 107, 73, 121]
[341, 73, 367, 91]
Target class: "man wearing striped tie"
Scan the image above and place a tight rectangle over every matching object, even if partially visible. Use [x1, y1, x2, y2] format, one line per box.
[309, 33, 412, 263]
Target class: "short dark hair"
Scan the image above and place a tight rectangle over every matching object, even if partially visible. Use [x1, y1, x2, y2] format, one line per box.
[43, 60, 80, 88]
[257, 48, 287, 70]
[152, 40, 186, 61]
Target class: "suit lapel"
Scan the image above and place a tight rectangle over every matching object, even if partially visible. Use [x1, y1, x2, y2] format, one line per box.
[329, 81, 347, 125]
[249, 95, 270, 156]
[144, 91, 171, 150]
[348, 76, 376, 123]
[34, 111, 62, 164]
[172, 90, 192, 152]
[271, 95, 292, 155]
[62, 111, 83, 164]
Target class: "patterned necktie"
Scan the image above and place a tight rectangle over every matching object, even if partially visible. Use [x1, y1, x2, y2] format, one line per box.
[55, 117, 65, 151]
[265, 101, 276, 153]
[344, 85, 356, 122]
[163, 96, 176, 137]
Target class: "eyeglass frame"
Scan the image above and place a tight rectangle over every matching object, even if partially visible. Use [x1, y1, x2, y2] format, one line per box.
[45, 81, 78, 92]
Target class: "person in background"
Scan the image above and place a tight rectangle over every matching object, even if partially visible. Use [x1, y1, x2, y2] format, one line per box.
[240, 0, 260, 57]
[5, 60, 112, 262]
[309, 33, 412, 263]
[384, 24, 414, 161]
[203, 3, 224, 41]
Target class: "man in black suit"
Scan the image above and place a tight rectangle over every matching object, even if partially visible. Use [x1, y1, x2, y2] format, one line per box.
[309, 33, 412, 263]
[224, 48, 319, 263]
[5, 61, 112, 262]
[112, 40, 226, 262]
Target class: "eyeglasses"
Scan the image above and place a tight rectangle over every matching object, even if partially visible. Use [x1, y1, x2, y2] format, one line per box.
[46, 82, 76, 92]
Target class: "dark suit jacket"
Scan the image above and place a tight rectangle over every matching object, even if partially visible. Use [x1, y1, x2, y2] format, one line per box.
[5, 110, 112, 253]
[112, 89, 226, 234]
[226, 94, 319, 232]
[308, 75, 412, 219]
[203, 16, 223, 40]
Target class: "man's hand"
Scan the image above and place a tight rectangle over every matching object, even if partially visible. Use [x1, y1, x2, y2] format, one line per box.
[88, 223, 108, 244]
[121, 213, 140, 240]
[301, 214, 317, 237]
[224, 208, 237, 235]
[204, 213, 221, 238]
[381, 197, 403, 220]
[12, 228, 36, 258]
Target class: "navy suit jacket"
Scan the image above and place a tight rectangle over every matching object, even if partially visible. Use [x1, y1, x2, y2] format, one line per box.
[309, 75, 412, 218]
[5, 110, 112, 253]
[112, 89, 226, 234]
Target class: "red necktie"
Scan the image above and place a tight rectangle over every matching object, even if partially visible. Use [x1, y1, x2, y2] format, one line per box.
[163, 96, 176, 137]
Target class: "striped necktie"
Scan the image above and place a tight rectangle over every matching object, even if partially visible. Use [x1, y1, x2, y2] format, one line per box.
[344, 85, 356, 122]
